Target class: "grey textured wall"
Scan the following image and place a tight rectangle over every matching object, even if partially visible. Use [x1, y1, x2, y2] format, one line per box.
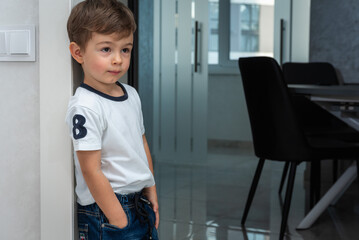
[310, 0, 359, 83]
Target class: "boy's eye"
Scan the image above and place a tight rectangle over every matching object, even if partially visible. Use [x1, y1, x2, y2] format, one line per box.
[101, 47, 111, 53]
[122, 48, 131, 54]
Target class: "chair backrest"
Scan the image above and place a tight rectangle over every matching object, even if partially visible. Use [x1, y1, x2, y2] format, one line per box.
[282, 62, 344, 128]
[282, 62, 339, 85]
[238, 57, 311, 161]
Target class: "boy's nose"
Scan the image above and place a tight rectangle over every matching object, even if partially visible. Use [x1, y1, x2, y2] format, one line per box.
[112, 53, 122, 65]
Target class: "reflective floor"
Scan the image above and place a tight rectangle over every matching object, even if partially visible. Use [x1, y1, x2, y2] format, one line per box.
[153, 146, 359, 240]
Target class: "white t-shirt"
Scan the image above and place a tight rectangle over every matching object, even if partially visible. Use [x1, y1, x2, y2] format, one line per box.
[66, 82, 155, 206]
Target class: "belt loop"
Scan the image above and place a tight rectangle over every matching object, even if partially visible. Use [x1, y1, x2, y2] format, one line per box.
[121, 195, 128, 204]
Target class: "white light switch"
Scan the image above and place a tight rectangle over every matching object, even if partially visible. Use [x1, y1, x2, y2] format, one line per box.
[0, 25, 35, 61]
[9, 30, 30, 55]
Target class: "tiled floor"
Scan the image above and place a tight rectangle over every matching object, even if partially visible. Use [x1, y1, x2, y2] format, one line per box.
[153, 147, 359, 240]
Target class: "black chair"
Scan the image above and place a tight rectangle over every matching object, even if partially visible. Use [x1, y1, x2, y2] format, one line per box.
[281, 62, 359, 204]
[238, 57, 359, 240]
[282, 62, 338, 85]
[282, 62, 359, 140]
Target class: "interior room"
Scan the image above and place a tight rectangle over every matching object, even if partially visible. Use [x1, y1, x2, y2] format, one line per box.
[1, 0, 359, 239]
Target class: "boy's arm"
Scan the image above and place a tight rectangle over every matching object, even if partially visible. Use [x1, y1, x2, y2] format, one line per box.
[77, 150, 127, 228]
[142, 134, 160, 229]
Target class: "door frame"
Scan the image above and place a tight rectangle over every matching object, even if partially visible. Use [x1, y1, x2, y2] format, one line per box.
[39, 0, 74, 239]
[128, 0, 139, 89]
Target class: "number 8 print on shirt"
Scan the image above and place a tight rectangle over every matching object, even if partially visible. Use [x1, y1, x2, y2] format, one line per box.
[72, 114, 87, 140]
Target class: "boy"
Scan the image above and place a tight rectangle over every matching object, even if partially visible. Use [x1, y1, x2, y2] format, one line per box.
[65, 0, 159, 239]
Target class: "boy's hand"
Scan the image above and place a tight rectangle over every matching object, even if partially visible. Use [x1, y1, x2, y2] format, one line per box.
[144, 186, 160, 229]
[109, 212, 128, 229]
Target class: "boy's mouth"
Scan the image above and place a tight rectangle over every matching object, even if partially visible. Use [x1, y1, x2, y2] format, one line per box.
[108, 70, 121, 75]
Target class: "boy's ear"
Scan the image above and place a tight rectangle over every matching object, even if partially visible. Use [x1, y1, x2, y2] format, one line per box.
[69, 42, 84, 64]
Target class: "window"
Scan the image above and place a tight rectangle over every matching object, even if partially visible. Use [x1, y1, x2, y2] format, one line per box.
[209, 0, 274, 71]
[230, 4, 260, 58]
[208, 0, 219, 64]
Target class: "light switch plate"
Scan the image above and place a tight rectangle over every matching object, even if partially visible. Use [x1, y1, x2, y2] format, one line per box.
[0, 32, 6, 55]
[0, 25, 35, 61]
[9, 30, 30, 55]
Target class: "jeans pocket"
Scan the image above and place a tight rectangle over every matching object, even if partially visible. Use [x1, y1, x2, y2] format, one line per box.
[101, 208, 131, 232]
[101, 208, 134, 240]
[78, 223, 88, 240]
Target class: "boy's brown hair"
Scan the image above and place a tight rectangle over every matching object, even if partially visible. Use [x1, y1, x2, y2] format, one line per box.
[67, 0, 136, 50]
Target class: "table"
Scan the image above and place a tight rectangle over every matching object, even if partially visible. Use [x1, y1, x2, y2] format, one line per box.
[289, 84, 359, 132]
[288, 84, 359, 230]
[288, 84, 359, 97]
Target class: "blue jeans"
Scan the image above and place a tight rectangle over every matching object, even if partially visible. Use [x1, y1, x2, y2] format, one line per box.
[77, 191, 159, 240]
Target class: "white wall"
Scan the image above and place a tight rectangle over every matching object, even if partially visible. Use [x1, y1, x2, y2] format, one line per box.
[0, 0, 40, 239]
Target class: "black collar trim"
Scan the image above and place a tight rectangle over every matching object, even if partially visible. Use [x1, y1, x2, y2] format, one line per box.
[80, 82, 128, 102]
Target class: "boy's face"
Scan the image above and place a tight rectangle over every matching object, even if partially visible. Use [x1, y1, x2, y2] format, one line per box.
[78, 32, 133, 88]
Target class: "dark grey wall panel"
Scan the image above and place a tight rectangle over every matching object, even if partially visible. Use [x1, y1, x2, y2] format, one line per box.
[310, 0, 359, 83]
[138, 0, 154, 149]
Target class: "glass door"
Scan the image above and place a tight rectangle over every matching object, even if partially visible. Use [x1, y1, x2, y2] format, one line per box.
[153, 0, 208, 163]
[274, 0, 292, 65]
